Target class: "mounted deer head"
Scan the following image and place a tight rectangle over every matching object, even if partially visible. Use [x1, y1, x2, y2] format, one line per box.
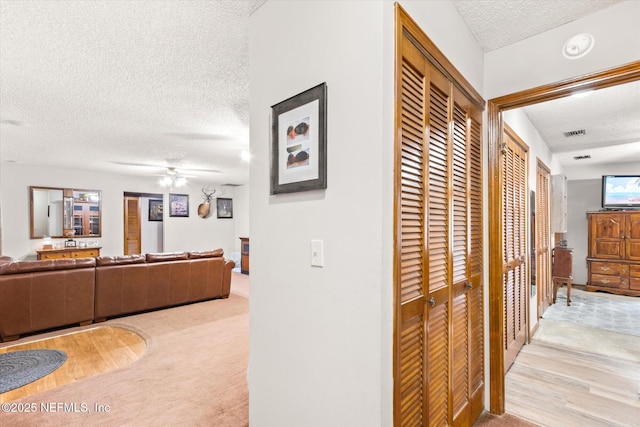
[197, 185, 216, 218]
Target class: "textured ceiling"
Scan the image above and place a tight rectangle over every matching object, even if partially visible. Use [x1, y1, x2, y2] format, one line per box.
[453, 0, 622, 52]
[0, 0, 636, 184]
[520, 81, 640, 168]
[0, 0, 265, 184]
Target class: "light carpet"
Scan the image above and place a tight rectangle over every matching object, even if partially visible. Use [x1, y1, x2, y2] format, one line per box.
[0, 273, 249, 426]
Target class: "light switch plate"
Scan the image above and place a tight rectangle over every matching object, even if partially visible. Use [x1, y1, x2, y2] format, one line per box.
[311, 240, 324, 267]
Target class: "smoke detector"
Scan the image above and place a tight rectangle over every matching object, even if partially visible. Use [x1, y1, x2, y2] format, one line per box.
[563, 33, 595, 59]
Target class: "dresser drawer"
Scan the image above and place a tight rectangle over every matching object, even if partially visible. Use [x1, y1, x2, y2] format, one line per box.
[72, 249, 99, 258]
[590, 262, 621, 276]
[39, 252, 71, 260]
[590, 273, 621, 288]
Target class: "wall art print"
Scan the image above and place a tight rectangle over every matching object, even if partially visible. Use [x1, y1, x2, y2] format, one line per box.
[270, 82, 327, 194]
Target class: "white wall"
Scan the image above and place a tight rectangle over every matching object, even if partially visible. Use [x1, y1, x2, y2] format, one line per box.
[567, 179, 602, 285]
[0, 162, 244, 260]
[140, 196, 163, 254]
[249, 1, 484, 426]
[249, 2, 386, 425]
[233, 184, 249, 252]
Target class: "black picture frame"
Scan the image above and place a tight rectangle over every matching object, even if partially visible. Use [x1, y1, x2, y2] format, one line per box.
[149, 199, 163, 221]
[64, 239, 76, 247]
[216, 198, 233, 219]
[271, 82, 327, 194]
[169, 194, 189, 217]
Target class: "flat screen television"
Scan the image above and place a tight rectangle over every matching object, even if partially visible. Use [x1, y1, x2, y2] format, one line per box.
[602, 175, 640, 209]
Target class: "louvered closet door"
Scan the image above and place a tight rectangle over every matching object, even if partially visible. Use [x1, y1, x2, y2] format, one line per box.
[124, 196, 141, 255]
[536, 161, 552, 316]
[501, 126, 528, 372]
[395, 15, 484, 426]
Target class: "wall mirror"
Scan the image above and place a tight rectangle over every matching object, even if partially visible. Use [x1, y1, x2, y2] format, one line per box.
[30, 186, 102, 239]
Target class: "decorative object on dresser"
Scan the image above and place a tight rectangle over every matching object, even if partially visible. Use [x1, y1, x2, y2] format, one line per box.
[552, 247, 573, 306]
[586, 211, 640, 296]
[240, 237, 249, 274]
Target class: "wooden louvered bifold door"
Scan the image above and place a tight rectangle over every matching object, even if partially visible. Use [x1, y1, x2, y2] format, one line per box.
[535, 161, 552, 316]
[501, 125, 528, 372]
[124, 197, 141, 255]
[395, 8, 484, 425]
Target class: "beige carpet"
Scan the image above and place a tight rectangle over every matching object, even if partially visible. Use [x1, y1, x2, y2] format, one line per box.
[1, 273, 250, 426]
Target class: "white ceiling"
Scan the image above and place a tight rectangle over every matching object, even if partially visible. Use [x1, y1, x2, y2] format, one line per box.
[1, 0, 637, 185]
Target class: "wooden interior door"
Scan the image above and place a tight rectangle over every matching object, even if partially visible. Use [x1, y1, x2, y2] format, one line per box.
[501, 125, 529, 372]
[535, 161, 552, 317]
[394, 6, 484, 426]
[124, 196, 141, 255]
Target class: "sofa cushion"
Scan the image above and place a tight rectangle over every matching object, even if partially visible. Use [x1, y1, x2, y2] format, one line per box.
[188, 249, 224, 259]
[96, 254, 146, 266]
[0, 258, 96, 275]
[146, 252, 188, 262]
[0, 256, 14, 271]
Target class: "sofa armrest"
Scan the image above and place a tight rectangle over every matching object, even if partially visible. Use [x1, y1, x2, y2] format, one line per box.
[221, 259, 235, 298]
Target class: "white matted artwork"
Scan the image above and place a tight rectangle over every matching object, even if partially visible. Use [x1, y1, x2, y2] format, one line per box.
[270, 83, 327, 194]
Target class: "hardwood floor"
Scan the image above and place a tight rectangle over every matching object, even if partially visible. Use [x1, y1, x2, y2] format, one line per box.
[505, 340, 640, 427]
[0, 326, 146, 403]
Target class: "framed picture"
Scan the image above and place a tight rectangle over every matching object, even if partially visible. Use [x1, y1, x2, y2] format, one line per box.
[216, 198, 233, 219]
[149, 199, 163, 221]
[271, 82, 327, 194]
[64, 239, 76, 247]
[169, 194, 189, 217]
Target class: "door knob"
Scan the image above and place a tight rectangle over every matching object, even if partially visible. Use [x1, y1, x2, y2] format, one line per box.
[428, 298, 435, 307]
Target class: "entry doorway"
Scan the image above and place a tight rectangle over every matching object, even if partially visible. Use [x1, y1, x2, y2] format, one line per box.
[123, 192, 164, 255]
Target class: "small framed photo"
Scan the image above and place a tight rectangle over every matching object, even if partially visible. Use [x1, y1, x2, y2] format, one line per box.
[64, 239, 76, 247]
[169, 194, 189, 217]
[271, 82, 327, 194]
[149, 199, 163, 221]
[216, 198, 233, 219]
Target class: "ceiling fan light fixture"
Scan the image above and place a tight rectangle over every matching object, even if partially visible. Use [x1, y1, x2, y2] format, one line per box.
[160, 168, 187, 190]
[562, 33, 594, 60]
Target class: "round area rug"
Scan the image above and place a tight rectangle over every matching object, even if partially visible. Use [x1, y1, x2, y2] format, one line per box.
[0, 349, 67, 394]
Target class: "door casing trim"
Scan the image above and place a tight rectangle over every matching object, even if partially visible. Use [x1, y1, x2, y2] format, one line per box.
[487, 60, 640, 414]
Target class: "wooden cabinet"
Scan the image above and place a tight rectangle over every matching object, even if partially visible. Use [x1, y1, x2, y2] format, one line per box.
[586, 211, 640, 296]
[240, 237, 249, 275]
[552, 247, 573, 305]
[36, 247, 101, 260]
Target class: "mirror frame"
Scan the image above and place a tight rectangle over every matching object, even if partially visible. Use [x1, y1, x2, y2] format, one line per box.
[30, 186, 102, 239]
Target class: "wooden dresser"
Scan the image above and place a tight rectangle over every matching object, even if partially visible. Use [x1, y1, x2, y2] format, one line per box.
[239, 237, 249, 275]
[36, 247, 101, 260]
[586, 211, 640, 296]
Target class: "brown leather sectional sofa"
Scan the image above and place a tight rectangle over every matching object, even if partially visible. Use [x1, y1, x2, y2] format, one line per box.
[0, 250, 234, 342]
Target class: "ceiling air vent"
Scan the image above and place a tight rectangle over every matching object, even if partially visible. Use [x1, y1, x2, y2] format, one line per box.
[564, 129, 586, 137]
[573, 155, 591, 160]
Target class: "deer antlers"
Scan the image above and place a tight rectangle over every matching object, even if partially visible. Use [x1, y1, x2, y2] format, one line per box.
[201, 185, 216, 202]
